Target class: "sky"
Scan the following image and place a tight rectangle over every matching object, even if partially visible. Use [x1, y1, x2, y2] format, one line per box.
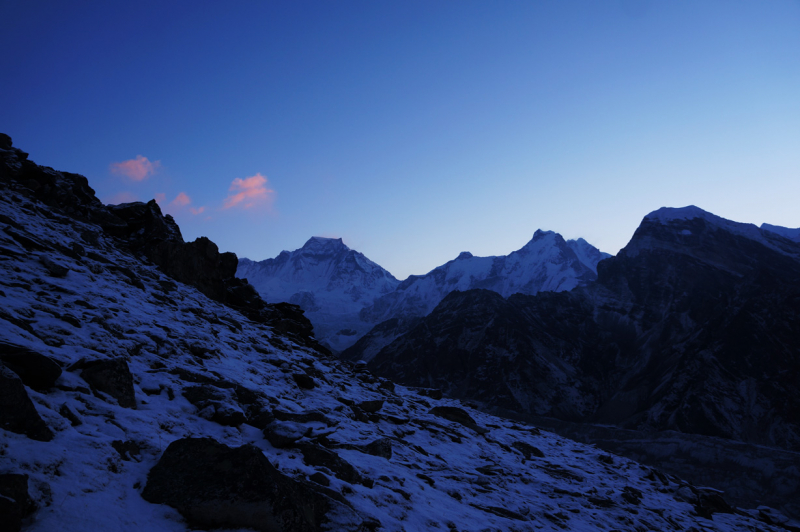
[2, 1, 799, 280]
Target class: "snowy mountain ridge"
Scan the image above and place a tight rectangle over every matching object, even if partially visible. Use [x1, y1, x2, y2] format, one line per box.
[241, 230, 610, 353]
[237, 237, 400, 352]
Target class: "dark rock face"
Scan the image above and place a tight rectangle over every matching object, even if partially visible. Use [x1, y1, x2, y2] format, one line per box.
[141, 437, 365, 531]
[80, 358, 136, 408]
[0, 341, 62, 390]
[371, 210, 800, 452]
[0, 474, 35, 532]
[0, 365, 53, 441]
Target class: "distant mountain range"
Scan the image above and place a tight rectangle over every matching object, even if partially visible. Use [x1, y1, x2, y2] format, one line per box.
[369, 206, 800, 454]
[238, 231, 610, 352]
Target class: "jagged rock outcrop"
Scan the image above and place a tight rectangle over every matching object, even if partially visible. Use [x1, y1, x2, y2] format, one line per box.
[0, 134, 323, 352]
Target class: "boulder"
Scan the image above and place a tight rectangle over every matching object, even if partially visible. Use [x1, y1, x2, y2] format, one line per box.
[0, 365, 53, 441]
[80, 358, 136, 408]
[429, 406, 487, 434]
[141, 437, 365, 531]
[0, 474, 35, 532]
[297, 443, 366, 486]
[0, 341, 62, 390]
[182, 385, 246, 427]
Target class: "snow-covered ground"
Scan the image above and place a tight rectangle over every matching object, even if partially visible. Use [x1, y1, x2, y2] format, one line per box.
[1, 167, 793, 530]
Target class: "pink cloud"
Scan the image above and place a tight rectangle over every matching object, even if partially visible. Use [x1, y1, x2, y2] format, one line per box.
[154, 192, 166, 205]
[190, 206, 206, 215]
[110, 155, 161, 181]
[104, 191, 138, 205]
[170, 192, 191, 208]
[223, 173, 275, 210]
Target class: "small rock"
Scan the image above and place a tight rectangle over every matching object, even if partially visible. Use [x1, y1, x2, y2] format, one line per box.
[0, 341, 62, 390]
[292, 373, 316, 389]
[363, 438, 392, 459]
[310, 472, 330, 487]
[40, 256, 68, 277]
[80, 358, 136, 408]
[58, 404, 82, 426]
[417, 388, 443, 400]
[512, 441, 545, 460]
[298, 443, 366, 486]
[429, 406, 487, 433]
[0, 365, 53, 441]
[264, 420, 310, 448]
[358, 400, 384, 413]
[112, 440, 142, 461]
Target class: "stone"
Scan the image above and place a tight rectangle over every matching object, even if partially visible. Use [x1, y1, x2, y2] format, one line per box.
[292, 373, 315, 389]
[0, 341, 62, 390]
[357, 400, 384, 413]
[141, 437, 365, 531]
[0, 474, 35, 532]
[429, 406, 487, 433]
[264, 420, 310, 448]
[512, 441, 545, 460]
[39, 255, 68, 277]
[80, 358, 136, 408]
[0, 365, 53, 441]
[182, 385, 246, 427]
[58, 404, 82, 426]
[297, 443, 366, 486]
[363, 437, 393, 459]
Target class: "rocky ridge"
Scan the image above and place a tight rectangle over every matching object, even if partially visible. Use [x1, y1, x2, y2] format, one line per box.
[1, 135, 794, 530]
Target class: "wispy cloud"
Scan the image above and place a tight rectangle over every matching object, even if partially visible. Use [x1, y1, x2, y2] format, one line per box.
[110, 155, 161, 181]
[223, 173, 275, 210]
[170, 192, 191, 208]
[159, 192, 207, 216]
[104, 191, 138, 205]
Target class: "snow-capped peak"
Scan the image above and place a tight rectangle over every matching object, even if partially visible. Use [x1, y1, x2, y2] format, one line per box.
[300, 236, 350, 254]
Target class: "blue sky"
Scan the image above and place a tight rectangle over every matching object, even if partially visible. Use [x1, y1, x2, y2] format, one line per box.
[2, 1, 799, 279]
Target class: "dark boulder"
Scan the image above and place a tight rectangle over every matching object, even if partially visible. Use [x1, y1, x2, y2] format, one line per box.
[512, 441, 545, 460]
[292, 373, 316, 390]
[357, 400, 384, 413]
[297, 443, 366, 486]
[0, 341, 62, 390]
[141, 437, 365, 531]
[182, 385, 246, 427]
[363, 438, 393, 459]
[80, 358, 136, 408]
[0, 474, 35, 532]
[0, 365, 53, 441]
[429, 406, 487, 434]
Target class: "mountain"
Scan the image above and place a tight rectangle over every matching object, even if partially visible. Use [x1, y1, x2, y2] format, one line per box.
[4, 136, 792, 530]
[762, 222, 800, 242]
[237, 237, 400, 352]
[368, 205, 800, 516]
[358, 229, 610, 324]
[340, 231, 609, 362]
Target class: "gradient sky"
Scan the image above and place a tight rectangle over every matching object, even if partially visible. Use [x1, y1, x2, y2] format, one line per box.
[2, 1, 799, 280]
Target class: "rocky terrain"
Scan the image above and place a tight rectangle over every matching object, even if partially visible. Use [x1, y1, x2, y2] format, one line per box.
[2, 134, 797, 530]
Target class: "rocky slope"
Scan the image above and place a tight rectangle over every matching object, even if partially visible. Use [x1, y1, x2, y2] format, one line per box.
[2, 135, 794, 531]
[237, 237, 400, 353]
